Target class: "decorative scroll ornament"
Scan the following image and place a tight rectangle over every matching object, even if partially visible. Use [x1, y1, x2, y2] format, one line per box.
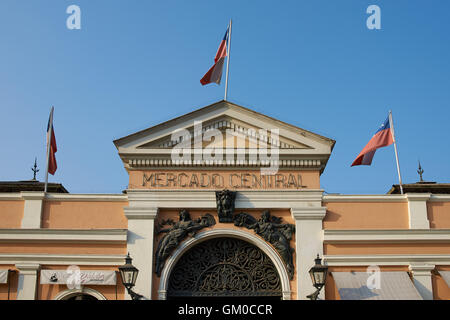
[233, 210, 295, 280]
[215, 189, 236, 223]
[168, 237, 282, 297]
[155, 209, 215, 277]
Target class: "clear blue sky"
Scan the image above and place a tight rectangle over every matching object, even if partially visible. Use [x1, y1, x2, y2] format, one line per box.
[0, 0, 449, 194]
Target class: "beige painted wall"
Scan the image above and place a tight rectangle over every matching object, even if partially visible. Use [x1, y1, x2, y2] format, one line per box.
[323, 202, 409, 229]
[42, 201, 128, 229]
[428, 202, 450, 229]
[433, 266, 450, 300]
[0, 201, 24, 228]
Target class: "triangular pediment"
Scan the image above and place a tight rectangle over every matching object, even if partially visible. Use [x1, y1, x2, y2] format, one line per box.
[136, 115, 313, 150]
[114, 100, 335, 173]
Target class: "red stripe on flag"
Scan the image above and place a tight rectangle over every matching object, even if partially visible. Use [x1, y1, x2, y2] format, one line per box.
[47, 124, 57, 175]
[201, 26, 228, 85]
[214, 39, 227, 63]
[351, 128, 393, 166]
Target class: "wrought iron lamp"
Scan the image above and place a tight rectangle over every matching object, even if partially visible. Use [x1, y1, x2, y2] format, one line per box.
[306, 254, 328, 300]
[118, 253, 144, 300]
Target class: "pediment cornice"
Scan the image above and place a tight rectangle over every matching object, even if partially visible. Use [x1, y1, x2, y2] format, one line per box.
[113, 100, 335, 173]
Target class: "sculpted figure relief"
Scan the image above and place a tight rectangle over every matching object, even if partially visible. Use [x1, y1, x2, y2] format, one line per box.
[154, 191, 296, 281]
[233, 210, 295, 280]
[215, 189, 236, 223]
[154, 209, 215, 277]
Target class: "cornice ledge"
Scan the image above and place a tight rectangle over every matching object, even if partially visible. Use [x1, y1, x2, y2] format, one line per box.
[127, 189, 324, 195]
[0, 229, 128, 242]
[124, 207, 159, 219]
[2, 254, 126, 265]
[20, 191, 45, 201]
[291, 207, 327, 220]
[405, 193, 432, 201]
[15, 263, 41, 272]
[45, 194, 128, 202]
[127, 189, 325, 209]
[323, 194, 407, 202]
[0, 228, 128, 235]
[0, 193, 22, 200]
[324, 254, 450, 266]
[324, 229, 450, 234]
[409, 263, 436, 273]
[429, 195, 450, 202]
[323, 229, 450, 242]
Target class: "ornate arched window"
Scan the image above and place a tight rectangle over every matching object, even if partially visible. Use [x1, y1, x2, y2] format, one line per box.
[167, 237, 282, 299]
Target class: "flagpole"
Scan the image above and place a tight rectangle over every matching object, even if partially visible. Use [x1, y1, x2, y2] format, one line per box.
[224, 19, 232, 101]
[44, 106, 54, 193]
[389, 110, 404, 194]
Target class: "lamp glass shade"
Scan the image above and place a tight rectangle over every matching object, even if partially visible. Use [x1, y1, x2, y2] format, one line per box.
[118, 254, 139, 288]
[308, 256, 328, 288]
[313, 269, 325, 286]
[120, 268, 138, 288]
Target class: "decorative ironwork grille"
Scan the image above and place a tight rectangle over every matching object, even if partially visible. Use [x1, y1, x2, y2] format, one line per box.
[167, 237, 282, 298]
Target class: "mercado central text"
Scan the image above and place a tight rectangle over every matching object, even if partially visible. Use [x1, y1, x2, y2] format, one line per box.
[141, 172, 306, 189]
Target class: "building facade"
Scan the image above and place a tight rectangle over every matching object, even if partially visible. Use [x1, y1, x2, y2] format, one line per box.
[0, 100, 449, 300]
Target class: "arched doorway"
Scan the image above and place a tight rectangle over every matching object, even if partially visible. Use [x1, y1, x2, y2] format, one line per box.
[167, 237, 282, 299]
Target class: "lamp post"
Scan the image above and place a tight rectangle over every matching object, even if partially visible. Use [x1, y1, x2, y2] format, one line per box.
[118, 253, 145, 300]
[306, 254, 328, 300]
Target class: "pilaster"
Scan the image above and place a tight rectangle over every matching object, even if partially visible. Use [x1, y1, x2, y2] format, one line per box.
[291, 206, 327, 300]
[16, 263, 40, 300]
[406, 193, 431, 229]
[20, 192, 45, 229]
[409, 263, 435, 300]
[124, 207, 158, 300]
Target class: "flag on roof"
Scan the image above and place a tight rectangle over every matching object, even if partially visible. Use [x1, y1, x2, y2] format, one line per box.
[46, 108, 57, 175]
[351, 115, 394, 166]
[200, 27, 229, 86]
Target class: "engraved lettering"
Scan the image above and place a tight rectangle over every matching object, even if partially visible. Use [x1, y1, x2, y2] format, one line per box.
[252, 174, 263, 188]
[155, 173, 165, 187]
[189, 174, 199, 188]
[287, 173, 297, 188]
[275, 174, 285, 188]
[241, 173, 251, 188]
[211, 174, 224, 188]
[178, 173, 189, 187]
[200, 173, 210, 188]
[167, 173, 177, 187]
[230, 174, 240, 188]
[142, 173, 155, 187]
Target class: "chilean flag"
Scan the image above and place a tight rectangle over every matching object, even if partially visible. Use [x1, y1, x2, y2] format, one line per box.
[200, 27, 229, 85]
[47, 108, 57, 175]
[351, 115, 394, 166]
